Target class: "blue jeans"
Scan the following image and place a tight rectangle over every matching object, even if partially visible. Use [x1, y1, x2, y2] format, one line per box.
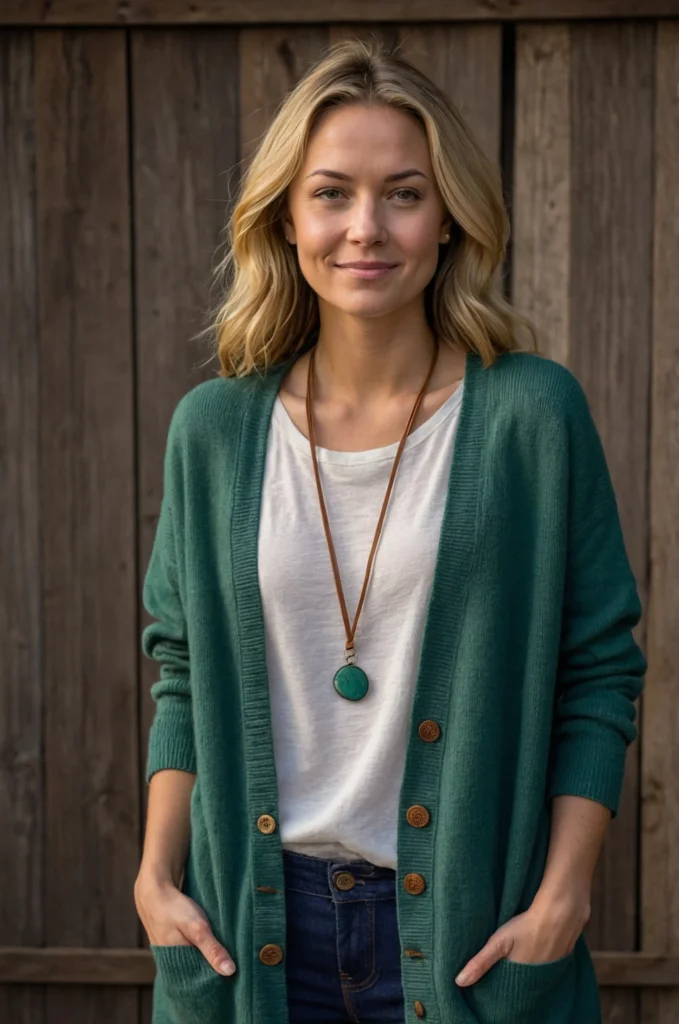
[283, 848, 406, 1023]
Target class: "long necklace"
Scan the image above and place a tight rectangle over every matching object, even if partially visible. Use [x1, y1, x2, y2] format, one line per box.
[305, 339, 440, 701]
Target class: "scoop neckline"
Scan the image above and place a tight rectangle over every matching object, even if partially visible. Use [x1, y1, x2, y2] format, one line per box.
[272, 378, 465, 465]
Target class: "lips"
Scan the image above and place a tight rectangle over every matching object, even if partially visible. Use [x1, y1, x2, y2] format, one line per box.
[337, 263, 397, 269]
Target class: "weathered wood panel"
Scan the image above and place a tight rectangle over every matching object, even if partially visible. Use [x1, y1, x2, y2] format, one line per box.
[34, 28, 139, 1024]
[2, 0, 679, 27]
[130, 26, 241, 1021]
[239, 26, 330, 169]
[396, 24, 502, 163]
[513, 24, 571, 363]
[642, 20, 679, 1024]
[0, 27, 44, 1024]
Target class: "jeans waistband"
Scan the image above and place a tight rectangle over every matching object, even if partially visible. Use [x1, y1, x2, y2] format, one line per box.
[282, 848, 397, 902]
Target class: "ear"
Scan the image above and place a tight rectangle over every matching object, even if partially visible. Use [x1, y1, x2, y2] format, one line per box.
[282, 209, 297, 246]
[439, 218, 457, 245]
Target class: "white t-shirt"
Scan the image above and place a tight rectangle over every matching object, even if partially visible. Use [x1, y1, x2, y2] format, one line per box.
[257, 379, 464, 868]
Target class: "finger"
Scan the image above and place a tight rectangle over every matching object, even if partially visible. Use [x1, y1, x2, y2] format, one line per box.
[187, 920, 237, 976]
[455, 939, 509, 986]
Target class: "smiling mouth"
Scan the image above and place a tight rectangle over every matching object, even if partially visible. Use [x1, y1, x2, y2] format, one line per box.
[336, 264, 398, 277]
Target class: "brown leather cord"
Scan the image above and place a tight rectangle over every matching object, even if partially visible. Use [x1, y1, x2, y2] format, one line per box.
[305, 339, 440, 663]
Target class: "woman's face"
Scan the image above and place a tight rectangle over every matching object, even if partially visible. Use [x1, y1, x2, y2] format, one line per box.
[284, 103, 451, 322]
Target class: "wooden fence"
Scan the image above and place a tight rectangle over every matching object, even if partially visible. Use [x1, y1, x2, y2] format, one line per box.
[1, 2, 678, 1022]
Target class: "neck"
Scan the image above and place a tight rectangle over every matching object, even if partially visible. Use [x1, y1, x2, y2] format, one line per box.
[311, 309, 438, 405]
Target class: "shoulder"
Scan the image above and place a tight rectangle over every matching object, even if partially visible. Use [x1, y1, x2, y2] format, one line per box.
[486, 350, 584, 402]
[483, 350, 593, 431]
[166, 364, 284, 449]
[171, 375, 250, 433]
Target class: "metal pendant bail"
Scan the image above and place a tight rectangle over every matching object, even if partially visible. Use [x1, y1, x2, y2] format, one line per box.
[345, 644, 357, 666]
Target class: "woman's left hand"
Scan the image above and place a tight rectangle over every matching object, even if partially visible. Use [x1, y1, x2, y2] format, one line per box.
[454, 894, 590, 986]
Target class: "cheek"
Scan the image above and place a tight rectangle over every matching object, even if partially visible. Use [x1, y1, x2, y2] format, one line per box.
[296, 212, 339, 253]
[395, 217, 441, 258]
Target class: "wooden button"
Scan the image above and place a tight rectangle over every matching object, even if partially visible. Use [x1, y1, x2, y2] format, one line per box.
[418, 720, 440, 742]
[414, 1000, 426, 1019]
[406, 805, 430, 828]
[257, 814, 276, 834]
[333, 871, 356, 891]
[403, 872, 426, 895]
[259, 943, 283, 965]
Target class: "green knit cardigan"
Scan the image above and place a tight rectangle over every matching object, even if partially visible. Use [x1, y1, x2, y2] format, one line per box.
[141, 347, 646, 1024]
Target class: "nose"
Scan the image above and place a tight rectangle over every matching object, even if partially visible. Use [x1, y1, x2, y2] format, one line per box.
[345, 197, 388, 246]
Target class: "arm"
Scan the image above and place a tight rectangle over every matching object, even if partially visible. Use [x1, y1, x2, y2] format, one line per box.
[138, 769, 195, 889]
[134, 419, 235, 974]
[531, 793, 609, 917]
[139, 413, 196, 867]
[142, 485, 196, 781]
[546, 378, 647, 819]
[455, 379, 646, 986]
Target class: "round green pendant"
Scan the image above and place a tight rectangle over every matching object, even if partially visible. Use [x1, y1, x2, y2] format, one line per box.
[333, 664, 369, 701]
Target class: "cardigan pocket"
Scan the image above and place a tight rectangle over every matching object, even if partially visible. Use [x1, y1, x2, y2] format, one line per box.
[150, 943, 230, 1023]
[464, 949, 576, 1024]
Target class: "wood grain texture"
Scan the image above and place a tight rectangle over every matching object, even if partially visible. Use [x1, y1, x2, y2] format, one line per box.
[131, 37, 240, 1017]
[569, 20, 654, 1024]
[3, 0, 679, 26]
[0, 27, 45, 1024]
[642, 19, 679, 1024]
[239, 25, 330, 169]
[395, 23, 502, 163]
[34, 28, 139, 1024]
[512, 24, 571, 364]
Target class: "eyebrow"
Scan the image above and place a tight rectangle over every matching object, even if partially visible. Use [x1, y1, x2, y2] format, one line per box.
[304, 168, 428, 183]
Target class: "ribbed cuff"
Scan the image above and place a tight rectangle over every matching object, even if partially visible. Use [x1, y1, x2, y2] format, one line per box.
[146, 696, 196, 782]
[546, 736, 626, 818]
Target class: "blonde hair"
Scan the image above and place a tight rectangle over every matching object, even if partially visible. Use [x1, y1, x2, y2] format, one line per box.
[205, 36, 537, 378]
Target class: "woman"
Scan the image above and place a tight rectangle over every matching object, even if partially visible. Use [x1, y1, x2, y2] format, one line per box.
[134, 38, 646, 1024]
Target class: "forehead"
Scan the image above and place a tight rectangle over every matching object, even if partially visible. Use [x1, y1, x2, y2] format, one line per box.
[302, 103, 431, 170]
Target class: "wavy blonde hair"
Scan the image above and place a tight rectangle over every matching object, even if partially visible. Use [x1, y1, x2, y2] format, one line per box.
[205, 36, 537, 377]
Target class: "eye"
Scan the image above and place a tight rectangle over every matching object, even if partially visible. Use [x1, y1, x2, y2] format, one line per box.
[392, 188, 421, 201]
[313, 187, 422, 202]
[314, 188, 345, 201]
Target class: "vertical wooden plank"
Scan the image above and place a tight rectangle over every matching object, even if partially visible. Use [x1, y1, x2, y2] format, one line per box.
[512, 24, 571, 363]
[0, 28, 44, 1024]
[329, 23, 400, 57]
[131, 27, 241, 1020]
[34, 29, 139, 1024]
[239, 25, 330, 168]
[642, 19, 679, 1024]
[396, 24, 502, 164]
[570, 21, 654, 1024]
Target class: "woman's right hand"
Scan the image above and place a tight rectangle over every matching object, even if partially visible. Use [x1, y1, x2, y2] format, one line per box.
[134, 874, 237, 976]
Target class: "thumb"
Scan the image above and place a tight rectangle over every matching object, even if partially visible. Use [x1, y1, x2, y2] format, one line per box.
[188, 921, 237, 977]
[455, 934, 510, 987]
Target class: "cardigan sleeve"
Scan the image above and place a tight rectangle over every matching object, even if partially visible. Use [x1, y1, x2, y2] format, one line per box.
[546, 378, 647, 819]
[141, 416, 196, 782]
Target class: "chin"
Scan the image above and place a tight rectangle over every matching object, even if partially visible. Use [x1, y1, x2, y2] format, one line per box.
[327, 290, 402, 313]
